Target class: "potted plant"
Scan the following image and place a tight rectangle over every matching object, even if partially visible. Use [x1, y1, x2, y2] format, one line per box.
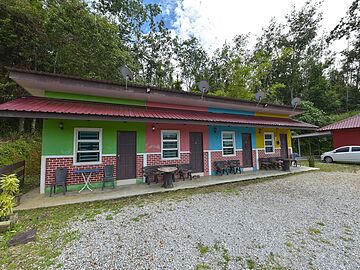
[0, 174, 19, 233]
[308, 155, 315, 167]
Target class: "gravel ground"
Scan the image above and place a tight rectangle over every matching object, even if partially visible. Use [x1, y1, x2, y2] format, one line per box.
[51, 172, 360, 270]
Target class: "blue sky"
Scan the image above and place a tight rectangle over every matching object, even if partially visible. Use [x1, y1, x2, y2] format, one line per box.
[143, 0, 353, 54]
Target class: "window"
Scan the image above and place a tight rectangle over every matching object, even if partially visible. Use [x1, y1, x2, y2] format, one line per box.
[264, 133, 274, 153]
[335, 147, 349, 153]
[222, 131, 235, 156]
[352, 147, 360, 152]
[74, 128, 102, 164]
[161, 131, 180, 159]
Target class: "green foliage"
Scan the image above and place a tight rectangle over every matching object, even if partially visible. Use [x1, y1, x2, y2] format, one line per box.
[308, 156, 315, 167]
[0, 174, 20, 220]
[0, 193, 14, 220]
[0, 174, 19, 196]
[0, 134, 41, 192]
[296, 100, 329, 127]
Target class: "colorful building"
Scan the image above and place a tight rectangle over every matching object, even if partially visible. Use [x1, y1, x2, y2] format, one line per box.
[318, 114, 360, 148]
[0, 68, 316, 193]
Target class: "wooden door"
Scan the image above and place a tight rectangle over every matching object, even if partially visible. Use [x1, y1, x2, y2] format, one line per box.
[117, 131, 137, 180]
[280, 134, 289, 158]
[242, 133, 253, 167]
[189, 132, 204, 173]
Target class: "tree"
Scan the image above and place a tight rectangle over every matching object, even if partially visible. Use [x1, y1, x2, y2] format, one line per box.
[328, 0, 360, 111]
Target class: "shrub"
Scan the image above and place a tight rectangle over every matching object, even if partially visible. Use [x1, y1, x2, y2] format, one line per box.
[0, 134, 41, 191]
[0, 193, 14, 221]
[0, 174, 19, 221]
[0, 174, 20, 196]
[308, 156, 315, 167]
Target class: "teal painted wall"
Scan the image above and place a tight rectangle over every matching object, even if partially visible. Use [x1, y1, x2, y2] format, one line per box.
[208, 107, 255, 116]
[208, 126, 257, 150]
[42, 119, 146, 155]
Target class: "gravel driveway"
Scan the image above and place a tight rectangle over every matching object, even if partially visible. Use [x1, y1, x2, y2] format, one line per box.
[52, 172, 360, 270]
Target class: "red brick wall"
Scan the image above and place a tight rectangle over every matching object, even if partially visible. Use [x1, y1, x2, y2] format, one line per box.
[146, 152, 190, 166]
[258, 149, 282, 158]
[210, 150, 244, 166]
[257, 148, 292, 159]
[145, 152, 210, 176]
[203, 151, 209, 176]
[45, 155, 144, 186]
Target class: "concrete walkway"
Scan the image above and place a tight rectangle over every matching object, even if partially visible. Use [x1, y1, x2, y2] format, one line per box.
[15, 166, 318, 211]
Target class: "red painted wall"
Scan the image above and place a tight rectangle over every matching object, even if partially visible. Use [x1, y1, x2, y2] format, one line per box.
[145, 123, 209, 153]
[332, 128, 360, 148]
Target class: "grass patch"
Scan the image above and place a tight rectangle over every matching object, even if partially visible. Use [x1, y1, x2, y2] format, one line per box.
[105, 214, 113, 220]
[235, 256, 243, 262]
[131, 213, 149, 222]
[308, 228, 321, 235]
[316, 221, 325, 226]
[195, 263, 211, 270]
[197, 242, 210, 256]
[284, 242, 293, 248]
[221, 247, 231, 269]
[339, 236, 354, 242]
[299, 160, 360, 173]
[246, 258, 257, 269]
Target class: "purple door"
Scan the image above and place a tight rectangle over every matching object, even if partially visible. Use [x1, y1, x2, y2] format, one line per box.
[117, 131, 137, 179]
[280, 134, 289, 158]
[242, 133, 253, 167]
[189, 132, 204, 173]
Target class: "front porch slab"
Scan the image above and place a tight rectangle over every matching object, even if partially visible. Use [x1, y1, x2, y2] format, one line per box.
[15, 166, 318, 211]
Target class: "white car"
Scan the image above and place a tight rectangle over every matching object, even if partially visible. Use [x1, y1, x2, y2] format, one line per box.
[321, 146, 360, 164]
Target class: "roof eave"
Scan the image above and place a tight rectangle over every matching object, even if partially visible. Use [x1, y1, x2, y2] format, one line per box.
[0, 110, 317, 130]
[7, 67, 304, 116]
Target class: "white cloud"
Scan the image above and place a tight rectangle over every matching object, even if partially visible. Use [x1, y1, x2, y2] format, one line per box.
[172, 0, 353, 53]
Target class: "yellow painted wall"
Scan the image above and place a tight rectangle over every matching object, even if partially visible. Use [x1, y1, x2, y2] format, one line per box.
[256, 128, 292, 148]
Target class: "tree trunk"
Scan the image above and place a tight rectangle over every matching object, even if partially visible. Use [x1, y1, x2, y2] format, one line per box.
[31, 119, 36, 133]
[19, 118, 25, 132]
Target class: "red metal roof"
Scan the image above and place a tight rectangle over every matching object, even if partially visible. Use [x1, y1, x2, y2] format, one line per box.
[0, 97, 317, 129]
[318, 114, 360, 131]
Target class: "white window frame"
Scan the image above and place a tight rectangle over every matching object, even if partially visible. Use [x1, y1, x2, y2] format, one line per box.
[73, 128, 102, 165]
[264, 132, 275, 154]
[222, 131, 236, 157]
[161, 130, 180, 160]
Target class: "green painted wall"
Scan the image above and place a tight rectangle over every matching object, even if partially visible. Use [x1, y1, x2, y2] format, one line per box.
[42, 119, 146, 155]
[44, 91, 145, 106]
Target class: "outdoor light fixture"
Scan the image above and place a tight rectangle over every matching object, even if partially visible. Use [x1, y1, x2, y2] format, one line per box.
[263, 103, 268, 108]
[152, 125, 156, 132]
[146, 87, 151, 93]
[59, 122, 64, 130]
[214, 127, 217, 133]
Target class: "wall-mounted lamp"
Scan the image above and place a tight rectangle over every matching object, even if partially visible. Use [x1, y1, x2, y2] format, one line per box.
[263, 103, 268, 108]
[59, 122, 64, 130]
[151, 125, 156, 132]
[213, 127, 217, 133]
[146, 87, 151, 93]
[258, 128, 262, 134]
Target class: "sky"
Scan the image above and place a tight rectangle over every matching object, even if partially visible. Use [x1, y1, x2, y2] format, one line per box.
[145, 0, 353, 53]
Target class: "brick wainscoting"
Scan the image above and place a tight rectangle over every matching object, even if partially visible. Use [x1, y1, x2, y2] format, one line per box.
[257, 148, 292, 159]
[45, 155, 144, 187]
[145, 152, 209, 176]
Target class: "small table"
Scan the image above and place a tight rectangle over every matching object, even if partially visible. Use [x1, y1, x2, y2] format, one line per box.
[74, 169, 100, 192]
[158, 167, 177, 188]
